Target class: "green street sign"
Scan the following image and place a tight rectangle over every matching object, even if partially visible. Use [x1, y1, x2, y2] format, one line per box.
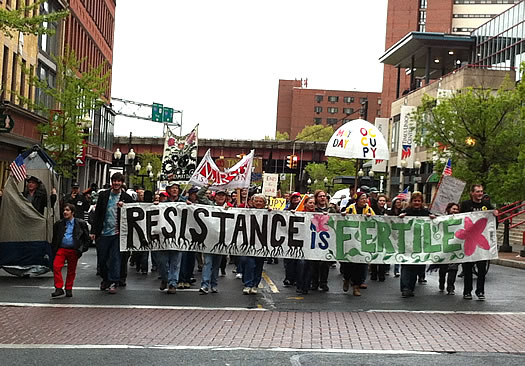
[163, 107, 174, 123]
[0, 112, 14, 133]
[152, 103, 163, 122]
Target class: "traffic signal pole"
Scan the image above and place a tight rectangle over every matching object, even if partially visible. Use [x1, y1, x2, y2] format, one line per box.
[290, 142, 295, 193]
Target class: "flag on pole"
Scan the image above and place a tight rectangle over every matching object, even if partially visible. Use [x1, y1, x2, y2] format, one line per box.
[442, 158, 452, 176]
[397, 187, 409, 201]
[9, 154, 27, 182]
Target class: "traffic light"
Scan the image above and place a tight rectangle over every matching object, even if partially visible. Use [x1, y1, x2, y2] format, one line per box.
[152, 103, 163, 122]
[287, 155, 298, 169]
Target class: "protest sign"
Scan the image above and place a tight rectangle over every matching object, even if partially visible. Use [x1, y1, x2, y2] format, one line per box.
[120, 203, 498, 264]
[262, 173, 279, 197]
[268, 197, 287, 211]
[430, 175, 466, 215]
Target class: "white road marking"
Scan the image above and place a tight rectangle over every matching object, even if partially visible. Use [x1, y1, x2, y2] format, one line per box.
[12, 285, 200, 292]
[0, 344, 438, 354]
[367, 309, 525, 315]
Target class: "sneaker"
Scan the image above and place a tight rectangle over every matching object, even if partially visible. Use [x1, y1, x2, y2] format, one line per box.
[51, 288, 65, 298]
[418, 279, 427, 284]
[476, 292, 485, 300]
[118, 281, 127, 287]
[343, 279, 350, 292]
[65, 289, 72, 297]
[141, 270, 148, 275]
[211, 287, 218, 293]
[177, 282, 185, 289]
[359, 283, 368, 289]
[447, 290, 455, 295]
[159, 280, 168, 291]
[463, 293, 472, 300]
[190, 278, 197, 284]
[439, 285, 445, 292]
[184, 282, 191, 289]
[199, 287, 209, 294]
[235, 273, 242, 279]
[353, 286, 361, 296]
[242, 287, 251, 295]
[249, 287, 258, 294]
[319, 284, 329, 292]
[108, 283, 117, 294]
[167, 285, 177, 294]
[401, 291, 410, 298]
[283, 279, 293, 287]
[394, 272, 400, 278]
[220, 270, 226, 277]
[100, 281, 109, 291]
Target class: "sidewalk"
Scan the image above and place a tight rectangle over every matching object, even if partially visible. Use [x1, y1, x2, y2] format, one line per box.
[493, 251, 525, 270]
[0, 305, 524, 353]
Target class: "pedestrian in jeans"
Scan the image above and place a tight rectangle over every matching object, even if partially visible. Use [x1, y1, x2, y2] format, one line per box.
[398, 192, 436, 298]
[295, 196, 316, 295]
[386, 197, 404, 277]
[51, 203, 90, 298]
[460, 184, 498, 300]
[90, 173, 133, 294]
[155, 181, 185, 294]
[437, 203, 461, 295]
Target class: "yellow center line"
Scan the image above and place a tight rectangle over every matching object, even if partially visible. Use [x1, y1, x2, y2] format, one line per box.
[262, 271, 280, 293]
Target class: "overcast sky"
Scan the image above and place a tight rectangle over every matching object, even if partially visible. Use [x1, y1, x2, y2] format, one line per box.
[111, 0, 388, 140]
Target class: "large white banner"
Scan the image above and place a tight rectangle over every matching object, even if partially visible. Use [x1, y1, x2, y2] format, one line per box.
[189, 149, 254, 191]
[120, 203, 498, 264]
[397, 106, 417, 168]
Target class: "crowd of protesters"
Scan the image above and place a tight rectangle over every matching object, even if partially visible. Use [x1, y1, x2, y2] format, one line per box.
[40, 172, 496, 301]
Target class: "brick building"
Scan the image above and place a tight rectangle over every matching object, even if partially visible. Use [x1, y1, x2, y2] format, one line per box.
[381, 0, 520, 117]
[0, 0, 117, 190]
[275, 79, 382, 140]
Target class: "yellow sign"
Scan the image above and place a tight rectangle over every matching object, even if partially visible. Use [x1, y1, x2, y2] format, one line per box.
[268, 197, 287, 211]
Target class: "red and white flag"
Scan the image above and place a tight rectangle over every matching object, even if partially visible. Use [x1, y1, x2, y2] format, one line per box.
[190, 149, 254, 190]
[9, 154, 27, 182]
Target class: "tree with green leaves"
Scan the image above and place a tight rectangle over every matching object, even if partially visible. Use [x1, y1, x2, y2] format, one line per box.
[19, 49, 110, 177]
[295, 124, 334, 142]
[0, 0, 68, 38]
[413, 74, 524, 203]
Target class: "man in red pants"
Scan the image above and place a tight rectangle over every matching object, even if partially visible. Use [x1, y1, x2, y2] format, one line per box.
[51, 203, 90, 298]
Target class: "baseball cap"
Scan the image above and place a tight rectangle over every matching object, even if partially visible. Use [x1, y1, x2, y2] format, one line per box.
[290, 192, 301, 198]
[188, 187, 199, 194]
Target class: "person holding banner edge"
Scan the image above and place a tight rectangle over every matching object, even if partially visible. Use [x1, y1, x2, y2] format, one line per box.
[460, 184, 498, 301]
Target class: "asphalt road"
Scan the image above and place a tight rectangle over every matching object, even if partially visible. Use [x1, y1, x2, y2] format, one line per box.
[0, 250, 524, 313]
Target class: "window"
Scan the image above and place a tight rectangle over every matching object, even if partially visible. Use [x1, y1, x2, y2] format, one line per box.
[359, 97, 368, 104]
[327, 96, 339, 103]
[343, 107, 354, 115]
[1, 46, 8, 96]
[327, 107, 338, 114]
[343, 96, 354, 103]
[314, 118, 322, 125]
[378, 98, 382, 105]
[39, 1, 59, 57]
[315, 95, 323, 103]
[327, 118, 338, 125]
[391, 114, 400, 152]
[36, 62, 56, 111]
[10, 52, 17, 103]
[20, 58, 26, 103]
[420, 0, 427, 8]
[314, 106, 322, 114]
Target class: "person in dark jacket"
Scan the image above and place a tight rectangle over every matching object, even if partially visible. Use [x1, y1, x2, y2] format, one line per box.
[282, 192, 303, 287]
[23, 175, 56, 215]
[51, 203, 90, 298]
[387, 197, 404, 277]
[90, 172, 133, 294]
[62, 182, 89, 220]
[398, 191, 436, 298]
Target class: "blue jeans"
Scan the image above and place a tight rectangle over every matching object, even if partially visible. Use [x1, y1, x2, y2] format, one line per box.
[201, 254, 222, 289]
[400, 264, 425, 292]
[97, 235, 121, 284]
[158, 250, 182, 287]
[241, 256, 265, 288]
[179, 251, 196, 283]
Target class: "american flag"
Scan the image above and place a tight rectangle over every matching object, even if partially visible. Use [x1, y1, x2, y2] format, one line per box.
[9, 154, 27, 183]
[442, 158, 452, 176]
[397, 187, 409, 201]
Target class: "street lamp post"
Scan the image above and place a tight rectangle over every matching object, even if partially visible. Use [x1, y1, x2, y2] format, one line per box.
[323, 176, 334, 194]
[399, 159, 421, 193]
[134, 162, 153, 187]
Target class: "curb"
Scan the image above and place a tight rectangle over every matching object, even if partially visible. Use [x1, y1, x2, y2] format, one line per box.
[491, 258, 525, 270]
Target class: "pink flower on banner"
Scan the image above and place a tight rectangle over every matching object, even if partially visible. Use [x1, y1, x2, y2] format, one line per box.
[311, 214, 330, 233]
[167, 138, 175, 146]
[455, 217, 489, 256]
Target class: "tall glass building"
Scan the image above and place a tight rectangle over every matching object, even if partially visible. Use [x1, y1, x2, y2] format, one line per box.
[472, 0, 525, 79]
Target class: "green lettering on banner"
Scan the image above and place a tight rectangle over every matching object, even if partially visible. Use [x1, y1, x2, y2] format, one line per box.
[376, 221, 395, 253]
[413, 221, 423, 253]
[391, 221, 411, 254]
[360, 220, 376, 253]
[423, 222, 440, 253]
[443, 218, 462, 252]
[335, 219, 359, 260]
